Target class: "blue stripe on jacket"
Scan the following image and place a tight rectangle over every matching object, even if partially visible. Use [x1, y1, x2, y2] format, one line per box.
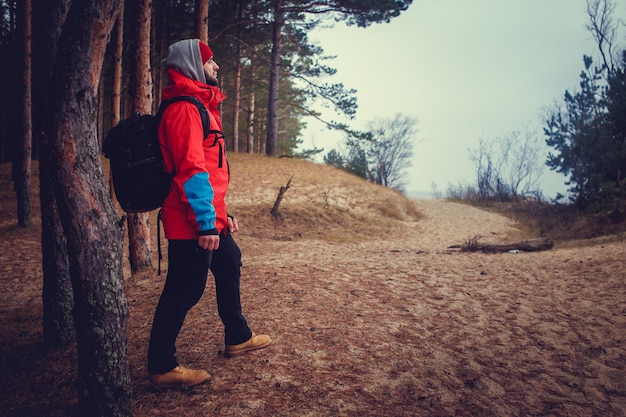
[183, 171, 216, 232]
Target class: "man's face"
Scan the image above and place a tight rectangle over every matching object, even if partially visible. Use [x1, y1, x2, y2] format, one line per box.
[203, 58, 219, 85]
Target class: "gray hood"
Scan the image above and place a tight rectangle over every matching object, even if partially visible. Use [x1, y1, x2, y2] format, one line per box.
[163, 39, 207, 84]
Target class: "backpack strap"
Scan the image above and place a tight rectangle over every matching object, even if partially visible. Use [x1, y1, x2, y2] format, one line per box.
[157, 209, 163, 275]
[157, 95, 210, 139]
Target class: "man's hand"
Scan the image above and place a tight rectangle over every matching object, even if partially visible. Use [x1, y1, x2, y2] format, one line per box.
[198, 234, 219, 251]
[227, 216, 239, 233]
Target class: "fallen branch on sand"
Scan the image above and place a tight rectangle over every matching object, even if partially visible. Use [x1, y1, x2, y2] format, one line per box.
[449, 237, 554, 253]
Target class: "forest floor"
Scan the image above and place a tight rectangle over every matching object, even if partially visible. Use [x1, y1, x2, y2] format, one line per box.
[1, 154, 625, 416]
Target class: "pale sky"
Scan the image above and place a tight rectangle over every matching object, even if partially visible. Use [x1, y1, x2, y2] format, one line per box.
[302, 0, 626, 198]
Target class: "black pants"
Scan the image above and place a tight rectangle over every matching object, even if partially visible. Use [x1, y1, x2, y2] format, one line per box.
[147, 232, 252, 374]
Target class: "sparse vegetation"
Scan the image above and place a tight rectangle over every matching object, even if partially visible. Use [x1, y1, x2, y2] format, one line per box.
[323, 113, 421, 193]
[447, 197, 626, 246]
[228, 153, 424, 243]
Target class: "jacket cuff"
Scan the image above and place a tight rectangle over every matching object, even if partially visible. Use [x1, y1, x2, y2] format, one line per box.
[199, 228, 218, 236]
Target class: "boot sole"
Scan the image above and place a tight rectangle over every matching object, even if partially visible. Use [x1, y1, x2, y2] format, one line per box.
[148, 376, 210, 391]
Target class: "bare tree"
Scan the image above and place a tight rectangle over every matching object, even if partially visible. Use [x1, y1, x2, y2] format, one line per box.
[469, 127, 545, 202]
[367, 113, 420, 192]
[506, 128, 544, 198]
[325, 113, 420, 192]
[468, 138, 498, 202]
[586, 0, 619, 74]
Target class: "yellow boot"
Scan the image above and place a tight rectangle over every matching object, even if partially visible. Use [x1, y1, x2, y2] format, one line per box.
[149, 365, 209, 390]
[224, 333, 271, 358]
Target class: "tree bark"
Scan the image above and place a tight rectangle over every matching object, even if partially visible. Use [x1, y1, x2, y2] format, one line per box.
[40, 178, 75, 349]
[258, 105, 266, 154]
[246, 61, 256, 154]
[266, 0, 283, 156]
[112, 3, 123, 126]
[16, 0, 32, 227]
[127, 0, 154, 274]
[153, 0, 165, 106]
[194, 0, 209, 42]
[4, 2, 18, 166]
[231, 25, 242, 152]
[48, 0, 131, 415]
[33, 0, 75, 351]
[109, 1, 123, 202]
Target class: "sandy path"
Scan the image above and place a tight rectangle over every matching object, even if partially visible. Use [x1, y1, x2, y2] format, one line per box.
[409, 199, 519, 248]
[126, 199, 626, 416]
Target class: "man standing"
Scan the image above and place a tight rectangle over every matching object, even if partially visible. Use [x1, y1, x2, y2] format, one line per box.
[147, 39, 271, 390]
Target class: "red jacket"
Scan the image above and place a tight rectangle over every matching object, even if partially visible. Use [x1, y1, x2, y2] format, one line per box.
[158, 68, 229, 239]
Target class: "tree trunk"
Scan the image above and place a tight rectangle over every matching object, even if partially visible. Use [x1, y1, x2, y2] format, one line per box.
[127, 0, 154, 274]
[110, 1, 123, 202]
[112, 4, 123, 125]
[4, 2, 18, 167]
[258, 105, 266, 154]
[16, 0, 32, 227]
[266, 0, 282, 156]
[153, 0, 165, 106]
[48, 1, 131, 415]
[33, 0, 75, 351]
[40, 170, 75, 349]
[194, 0, 209, 42]
[231, 23, 242, 152]
[246, 61, 256, 154]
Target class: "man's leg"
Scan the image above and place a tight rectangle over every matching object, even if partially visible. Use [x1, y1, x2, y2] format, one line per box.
[209, 232, 252, 345]
[211, 232, 271, 357]
[148, 240, 210, 374]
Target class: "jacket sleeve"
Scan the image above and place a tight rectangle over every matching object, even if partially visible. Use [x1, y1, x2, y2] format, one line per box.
[160, 101, 218, 235]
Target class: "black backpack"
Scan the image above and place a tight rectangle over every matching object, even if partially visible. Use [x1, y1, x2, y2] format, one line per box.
[103, 96, 209, 212]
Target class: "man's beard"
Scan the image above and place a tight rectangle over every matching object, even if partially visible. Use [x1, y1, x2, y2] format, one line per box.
[205, 72, 218, 86]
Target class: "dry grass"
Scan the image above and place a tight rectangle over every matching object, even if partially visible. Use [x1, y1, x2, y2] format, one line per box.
[446, 197, 626, 248]
[227, 154, 423, 242]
